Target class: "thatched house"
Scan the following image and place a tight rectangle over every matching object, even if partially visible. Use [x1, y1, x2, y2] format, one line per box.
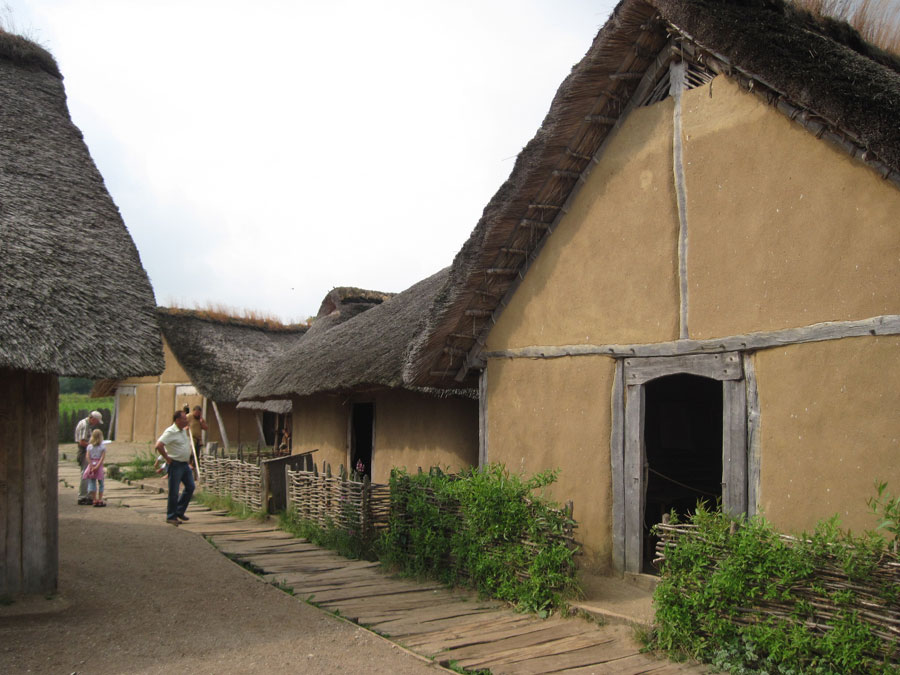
[0, 33, 163, 594]
[107, 308, 307, 450]
[240, 270, 478, 483]
[406, 0, 900, 575]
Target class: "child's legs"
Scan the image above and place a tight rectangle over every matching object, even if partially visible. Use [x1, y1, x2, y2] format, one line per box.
[87, 478, 97, 500]
[97, 478, 104, 500]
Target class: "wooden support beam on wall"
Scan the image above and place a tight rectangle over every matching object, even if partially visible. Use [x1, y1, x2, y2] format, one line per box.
[210, 400, 230, 453]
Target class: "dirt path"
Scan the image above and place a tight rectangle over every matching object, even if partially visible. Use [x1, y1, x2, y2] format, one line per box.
[0, 467, 446, 674]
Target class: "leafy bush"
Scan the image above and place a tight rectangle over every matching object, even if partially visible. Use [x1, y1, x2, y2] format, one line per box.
[651, 501, 899, 674]
[381, 464, 579, 614]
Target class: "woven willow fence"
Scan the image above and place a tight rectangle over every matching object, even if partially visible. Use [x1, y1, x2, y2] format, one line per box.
[655, 521, 900, 665]
[202, 457, 263, 511]
[285, 463, 391, 541]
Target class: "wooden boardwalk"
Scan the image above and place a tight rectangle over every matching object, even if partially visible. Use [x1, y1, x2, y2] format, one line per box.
[60, 464, 705, 674]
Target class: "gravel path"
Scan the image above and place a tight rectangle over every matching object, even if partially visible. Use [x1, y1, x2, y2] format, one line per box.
[0, 469, 446, 674]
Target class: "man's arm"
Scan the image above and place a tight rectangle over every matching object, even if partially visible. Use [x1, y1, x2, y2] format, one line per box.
[154, 440, 172, 464]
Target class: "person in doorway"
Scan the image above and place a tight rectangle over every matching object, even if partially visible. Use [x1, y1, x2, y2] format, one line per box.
[82, 429, 108, 507]
[155, 410, 194, 526]
[187, 405, 208, 455]
[74, 411, 103, 505]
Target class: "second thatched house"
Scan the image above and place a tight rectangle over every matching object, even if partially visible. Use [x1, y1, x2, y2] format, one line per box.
[106, 308, 307, 450]
[240, 269, 478, 482]
[0, 33, 163, 594]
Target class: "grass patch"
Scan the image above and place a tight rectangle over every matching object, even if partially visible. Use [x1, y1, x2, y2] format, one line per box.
[194, 490, 268, 521]
[114, 449, 159, 482]
[59, 393, 113, 416]
[277, 509, 378, 561]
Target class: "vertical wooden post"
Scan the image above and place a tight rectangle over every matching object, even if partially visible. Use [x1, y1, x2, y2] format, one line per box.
[723, 379, 748, 517]
[210, 399, 230, 454]
[254, 411, 266, 448]
[624, 383, 646, 574]
[0, 369, 58, 595]
[478, 368, 488, 467]
[610, 359, 626, 574]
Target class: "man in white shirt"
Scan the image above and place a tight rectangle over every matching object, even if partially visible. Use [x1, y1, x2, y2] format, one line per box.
[155, 410, 194, 525]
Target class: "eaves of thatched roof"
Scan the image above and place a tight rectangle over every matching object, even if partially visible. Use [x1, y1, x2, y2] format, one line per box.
[157, 308, 307, 402]
[405, 0, 900, 388]
[240, 268, 472, 401]
[0, 32, 163, 378]
[237, 399, 292, 415]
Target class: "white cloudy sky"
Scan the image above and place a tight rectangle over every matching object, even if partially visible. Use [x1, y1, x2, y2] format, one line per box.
[6, 0, 618, 322]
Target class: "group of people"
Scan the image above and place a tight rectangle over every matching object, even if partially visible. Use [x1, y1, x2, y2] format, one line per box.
[74, 405, 209, 525]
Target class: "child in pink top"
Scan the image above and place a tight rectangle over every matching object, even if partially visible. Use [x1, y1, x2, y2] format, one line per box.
[82, 429, 108, 507]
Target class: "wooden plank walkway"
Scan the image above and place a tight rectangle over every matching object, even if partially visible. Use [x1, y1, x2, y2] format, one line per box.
[60, 463, 705, 674]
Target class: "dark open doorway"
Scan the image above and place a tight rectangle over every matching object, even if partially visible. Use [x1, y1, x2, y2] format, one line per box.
[642, 374, 723, 573]
[350, 402, 374, 479]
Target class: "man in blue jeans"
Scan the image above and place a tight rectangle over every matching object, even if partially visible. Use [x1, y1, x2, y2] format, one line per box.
[155, 410, 194, 525]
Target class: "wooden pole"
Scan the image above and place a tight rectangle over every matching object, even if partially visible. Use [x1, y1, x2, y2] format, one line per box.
[210, 399, 229, 454]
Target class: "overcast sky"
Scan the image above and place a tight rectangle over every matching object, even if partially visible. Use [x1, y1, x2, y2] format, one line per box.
[6, 0, 617, 322]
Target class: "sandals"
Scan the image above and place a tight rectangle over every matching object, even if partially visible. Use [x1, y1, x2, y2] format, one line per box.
[93, 500, 106, 507]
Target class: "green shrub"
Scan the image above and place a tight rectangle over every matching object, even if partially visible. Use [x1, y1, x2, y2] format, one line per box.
[278, 510, 376, 561]
[651, 501, 898, 674]
[381, 464, 579, 614]
[118, 449, 160, 482]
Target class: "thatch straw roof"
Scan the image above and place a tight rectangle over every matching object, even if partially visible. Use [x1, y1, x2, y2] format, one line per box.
[405, 0, 900, 388]
[303, 286, 393, 340]
[236, 399, 292, 415]
[240, 268, 471, 401]
[0, 32, 163, 378]
[157, 308, 307, 402]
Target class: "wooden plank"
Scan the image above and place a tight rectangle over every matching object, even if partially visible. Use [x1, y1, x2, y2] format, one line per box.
[610, 359, 626, 574]
[478, 368, 488, 466]
[624, 384, 645, 574]
[404, 616, 577, 653]
[744, 352, 761, 518]
[452, 631, 620, 670]
[484, 314, 900, 361]
[399, 613, 535, 647]
[722, 378, 748, 517]
[441, 622, 605, 662]
[624, 353, 742, 384]
[376, 609, 519, 638]
[549, 651, 678, 674]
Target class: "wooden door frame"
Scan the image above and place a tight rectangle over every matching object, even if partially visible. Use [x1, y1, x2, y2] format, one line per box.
[611, 352, 750, 574]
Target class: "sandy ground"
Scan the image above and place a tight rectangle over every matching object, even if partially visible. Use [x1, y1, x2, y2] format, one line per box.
[0, 468, 446, 674]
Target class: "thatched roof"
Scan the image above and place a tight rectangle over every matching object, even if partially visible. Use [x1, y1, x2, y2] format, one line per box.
[236, 399, 292, 415]
[0, 32, 163, 378]
[158, 308, 307, 402]
[405, 0, 900, 388]
[303, 286, 393, 340]
[240, 268, 471, 401]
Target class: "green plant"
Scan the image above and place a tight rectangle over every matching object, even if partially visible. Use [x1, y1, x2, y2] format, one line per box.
[277, 510, 376, 561]
[194, 491, 268, 521]
[118, 449, 159, 482]
[867, 481, 900, 547]
[381, 464, 579, 614]
[650, 497, 899, 674]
